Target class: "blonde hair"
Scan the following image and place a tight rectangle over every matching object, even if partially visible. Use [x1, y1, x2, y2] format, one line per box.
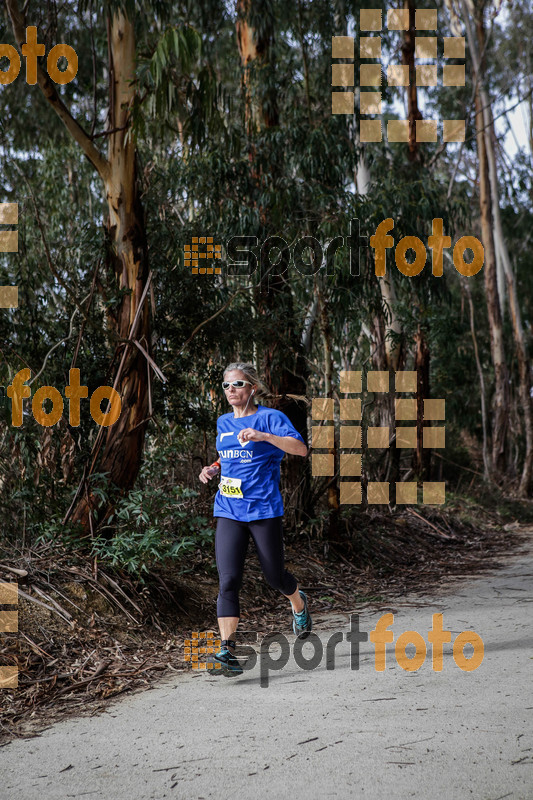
[223, 362, 309, 406]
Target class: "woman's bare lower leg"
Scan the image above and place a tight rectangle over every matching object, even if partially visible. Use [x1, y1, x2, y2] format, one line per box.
[218, 616, 239, 652]
[285, 586, 304, 612]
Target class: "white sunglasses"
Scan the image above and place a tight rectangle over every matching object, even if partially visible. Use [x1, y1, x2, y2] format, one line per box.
[222, 380, 254, 389]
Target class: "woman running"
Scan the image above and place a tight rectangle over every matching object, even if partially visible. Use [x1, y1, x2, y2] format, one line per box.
[198, 362, 312, 676]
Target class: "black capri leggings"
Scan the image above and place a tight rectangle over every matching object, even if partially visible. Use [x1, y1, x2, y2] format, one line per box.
[215, 516, 298, 618]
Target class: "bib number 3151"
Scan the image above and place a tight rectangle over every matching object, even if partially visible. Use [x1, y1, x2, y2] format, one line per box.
[219, 476, 244, 499]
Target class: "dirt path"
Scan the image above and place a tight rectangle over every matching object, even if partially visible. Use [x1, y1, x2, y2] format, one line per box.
[1, 529, 532, 800]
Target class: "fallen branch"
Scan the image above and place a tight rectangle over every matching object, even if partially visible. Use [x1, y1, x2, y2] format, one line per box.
[31, 585, 73, 621]
[0, 565, 28, 577]
[406, 508, 455, 540]
[50, 660, 112, 698]
[63, 567, 142, 624]
[16, 587, 75, 627]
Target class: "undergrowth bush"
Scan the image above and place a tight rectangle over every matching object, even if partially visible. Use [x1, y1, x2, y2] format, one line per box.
[34, 425, 215, 580]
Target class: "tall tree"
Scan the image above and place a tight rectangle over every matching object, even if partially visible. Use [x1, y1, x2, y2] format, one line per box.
[402, 0, 423, 162]
[6, 1, 151, 530]
[461, 0, 533, 494]
[452, 0, 509, 479]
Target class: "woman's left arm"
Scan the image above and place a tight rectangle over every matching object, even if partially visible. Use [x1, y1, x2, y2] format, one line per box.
[238, 427, 308, 456]
[263, 431, 308, 457]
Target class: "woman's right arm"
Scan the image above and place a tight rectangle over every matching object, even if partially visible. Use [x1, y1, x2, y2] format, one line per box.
[199, 459, 221, 484]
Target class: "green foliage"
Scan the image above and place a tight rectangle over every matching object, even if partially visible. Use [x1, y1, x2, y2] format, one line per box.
[34, 472, 214, 580]
[91, 483, 213, 579]
[87, 426, 215, 578]
[0, 0, 532, 552]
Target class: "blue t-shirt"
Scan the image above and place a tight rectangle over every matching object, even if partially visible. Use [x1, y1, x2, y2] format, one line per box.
[213, 404, 305, 522]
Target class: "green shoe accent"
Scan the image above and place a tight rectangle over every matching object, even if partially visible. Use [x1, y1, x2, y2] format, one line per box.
[292, 590, 312, 639]
[212, 647, 243, 676]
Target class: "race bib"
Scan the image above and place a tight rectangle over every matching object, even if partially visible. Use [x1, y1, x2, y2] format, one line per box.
[218, 475, 244, 499]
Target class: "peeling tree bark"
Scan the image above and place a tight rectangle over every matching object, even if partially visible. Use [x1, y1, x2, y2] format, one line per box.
[413, 324, 431, 480]
[474, 84, 509, 478]
[6, 2, 152, 531]
[459, 0, 510, 480]
[462, 0, 533, 495]
[402, 0, 423, 162]
[88, 13, 151, 526]
[318, 282, 340, 532]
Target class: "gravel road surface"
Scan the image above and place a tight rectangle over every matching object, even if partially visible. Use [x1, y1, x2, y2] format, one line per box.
[2, 530, 532, 800]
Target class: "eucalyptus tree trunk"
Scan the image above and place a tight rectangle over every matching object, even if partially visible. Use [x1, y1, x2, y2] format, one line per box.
[457, 0, 509, 479]
[318, 282, 340, 534]
[473, 84, 509, 477]
[463, 278, 491, 481]
[402, 0, 423, 162]
[414, 324, 431, 480]
[7, 3, 151, 531]
[462, 0, 532, 494]
[236, 0, 262, 136]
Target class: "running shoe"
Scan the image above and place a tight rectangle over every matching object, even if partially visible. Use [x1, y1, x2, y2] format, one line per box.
[292, 590, 312, 639]
[211, 640, 243, 677]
